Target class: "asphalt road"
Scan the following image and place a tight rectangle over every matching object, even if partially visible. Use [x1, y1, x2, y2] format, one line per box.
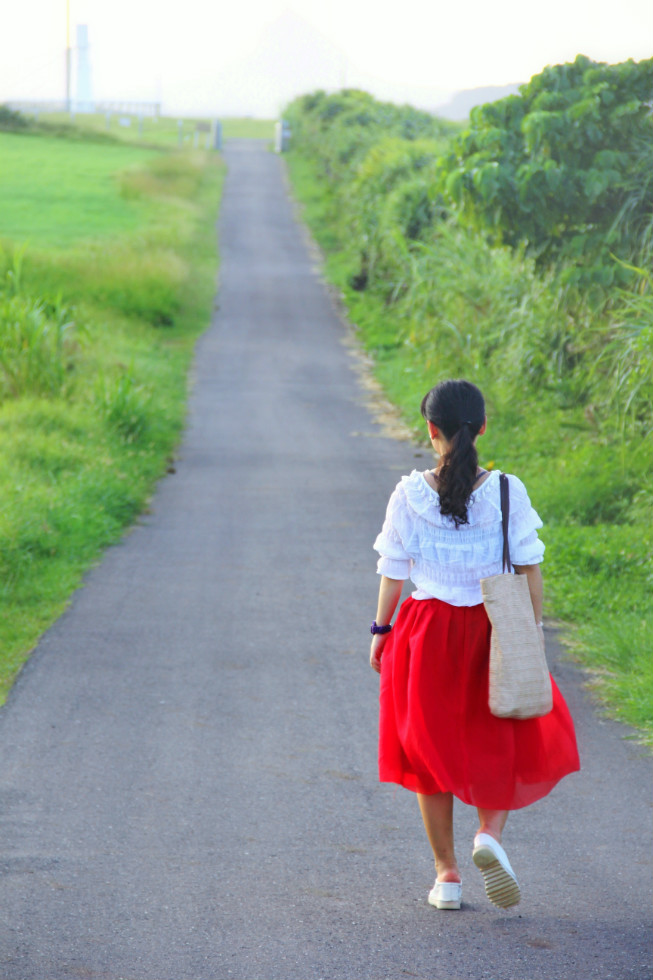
[0, 140, 651, 980]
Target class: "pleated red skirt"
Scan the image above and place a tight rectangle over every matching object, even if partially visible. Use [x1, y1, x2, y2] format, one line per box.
[379, 596, 580, 809]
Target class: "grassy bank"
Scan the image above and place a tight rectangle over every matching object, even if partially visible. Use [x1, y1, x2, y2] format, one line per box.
[6, 110, 275, 147]
[284, 89, 652, 743]
[0, 126, 224, 700]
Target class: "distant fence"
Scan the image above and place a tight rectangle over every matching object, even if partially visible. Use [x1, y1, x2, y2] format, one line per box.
[3, 102, 285, 153]
[7, 100, 162, 118]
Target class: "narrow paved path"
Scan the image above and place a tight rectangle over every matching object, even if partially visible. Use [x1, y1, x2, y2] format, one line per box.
[0, 141, 651, 980]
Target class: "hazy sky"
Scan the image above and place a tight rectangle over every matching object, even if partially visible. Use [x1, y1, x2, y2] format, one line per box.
[1, 0, 651, 117]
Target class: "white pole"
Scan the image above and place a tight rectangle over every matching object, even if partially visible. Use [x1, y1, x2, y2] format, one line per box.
[65, 0, 72, 112]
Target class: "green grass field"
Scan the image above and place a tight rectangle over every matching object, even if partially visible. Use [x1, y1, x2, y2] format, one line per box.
[0, 132, 160, 246]
[0, 126, 223, 700]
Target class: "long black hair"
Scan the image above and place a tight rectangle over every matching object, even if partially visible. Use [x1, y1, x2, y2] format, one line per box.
[420, 379, 486, 527]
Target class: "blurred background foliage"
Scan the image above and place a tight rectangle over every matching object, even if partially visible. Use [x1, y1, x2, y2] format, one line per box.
[440, 55, 653, 285]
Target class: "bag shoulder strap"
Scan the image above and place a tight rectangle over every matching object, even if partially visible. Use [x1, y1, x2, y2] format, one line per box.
[499, 472, 511, 573]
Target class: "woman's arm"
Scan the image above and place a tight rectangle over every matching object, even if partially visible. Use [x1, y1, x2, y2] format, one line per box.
[513, 563, 545, 646]
[369, 576, 404, 674]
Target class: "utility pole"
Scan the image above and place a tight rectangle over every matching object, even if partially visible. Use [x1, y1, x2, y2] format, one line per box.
[65, 0, 72, 112]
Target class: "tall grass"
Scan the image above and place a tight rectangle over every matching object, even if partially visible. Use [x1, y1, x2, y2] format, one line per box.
[0, 285, 77, 399]
[94, 366, 152, 443]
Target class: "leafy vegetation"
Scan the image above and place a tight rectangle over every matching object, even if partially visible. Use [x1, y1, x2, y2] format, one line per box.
[284, 63, 653, 742]
[438, 55, 653, 285]
[0, 105, 29, 130]
[0, 127, 223, 700]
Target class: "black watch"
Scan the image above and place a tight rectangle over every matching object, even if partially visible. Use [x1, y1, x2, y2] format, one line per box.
[370, 621, 392, 635]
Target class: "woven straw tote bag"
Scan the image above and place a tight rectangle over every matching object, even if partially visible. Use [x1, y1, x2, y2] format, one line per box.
[480, 473, 553, 719]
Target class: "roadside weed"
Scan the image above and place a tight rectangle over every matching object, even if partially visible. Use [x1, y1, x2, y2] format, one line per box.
[94, 366, 151, 442]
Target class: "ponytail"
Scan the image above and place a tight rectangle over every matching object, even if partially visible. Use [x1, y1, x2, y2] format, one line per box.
[420, 380, 485, 527]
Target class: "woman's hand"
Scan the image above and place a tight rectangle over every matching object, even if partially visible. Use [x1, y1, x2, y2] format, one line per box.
[370, 633, 388, 674]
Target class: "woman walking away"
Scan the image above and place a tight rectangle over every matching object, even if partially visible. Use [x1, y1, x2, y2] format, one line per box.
[370, 379, 579, 911]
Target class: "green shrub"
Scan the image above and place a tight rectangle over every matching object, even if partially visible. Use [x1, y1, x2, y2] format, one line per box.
[286, 89, 458, 187]
[346, 138, 447, 288]
[438, 55, 653, 282]
[0, 105, 29, 131]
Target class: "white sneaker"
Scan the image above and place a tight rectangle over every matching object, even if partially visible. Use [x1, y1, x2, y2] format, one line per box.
[472, 833, 521, 909]
[428, 879, 462, 910]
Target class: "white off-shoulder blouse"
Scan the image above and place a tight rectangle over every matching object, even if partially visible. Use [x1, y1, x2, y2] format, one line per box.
[374, 469, 544, 606]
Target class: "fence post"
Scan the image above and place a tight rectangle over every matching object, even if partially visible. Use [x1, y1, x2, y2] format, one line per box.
[275, 118, 291, 153]
[213, 121, 223, 151]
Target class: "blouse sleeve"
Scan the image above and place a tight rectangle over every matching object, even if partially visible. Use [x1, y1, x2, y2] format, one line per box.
[373, 486, 413, 580]
[506, 474, 545, 565]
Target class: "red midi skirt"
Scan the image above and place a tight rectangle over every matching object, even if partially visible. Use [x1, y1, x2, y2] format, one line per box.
[379, 596, 580, 810]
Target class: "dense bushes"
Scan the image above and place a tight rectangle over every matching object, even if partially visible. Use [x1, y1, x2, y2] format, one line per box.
[285, 60, 653, 441]
[439, 55, 653, 284]
[290, 89, 457, 184]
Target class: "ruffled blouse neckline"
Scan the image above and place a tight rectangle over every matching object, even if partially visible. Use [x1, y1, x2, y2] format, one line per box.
[400, 468, 501, 527]
[420, 468, 498, 501]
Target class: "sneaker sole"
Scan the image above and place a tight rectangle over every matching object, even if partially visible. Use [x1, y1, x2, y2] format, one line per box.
[472, 845, 521, 909]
